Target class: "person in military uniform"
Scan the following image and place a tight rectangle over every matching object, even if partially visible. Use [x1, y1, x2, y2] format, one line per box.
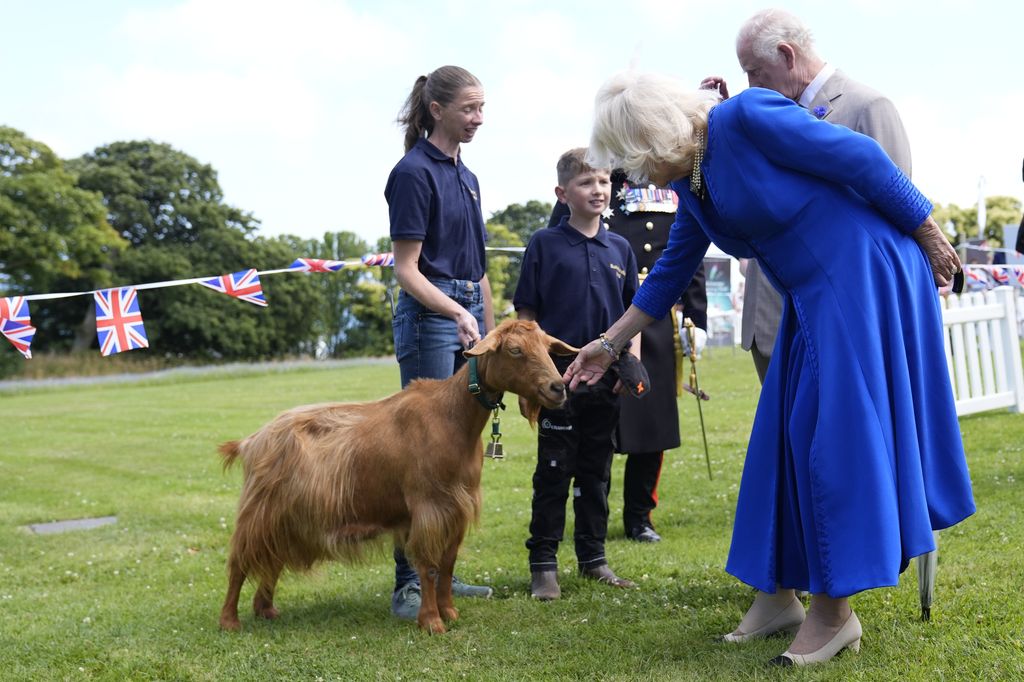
[550, 169, 707, 542]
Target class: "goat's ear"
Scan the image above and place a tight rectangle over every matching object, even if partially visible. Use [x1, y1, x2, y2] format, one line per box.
[546, 334, 579, 356]
[518, 395, 541, 428]
[464, 332, 501, 357]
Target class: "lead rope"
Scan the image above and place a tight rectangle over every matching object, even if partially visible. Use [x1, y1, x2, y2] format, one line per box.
[468, 356, 506, 459]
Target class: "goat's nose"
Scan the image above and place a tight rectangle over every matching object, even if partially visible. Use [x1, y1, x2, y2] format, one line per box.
[548, 381, 566, 397]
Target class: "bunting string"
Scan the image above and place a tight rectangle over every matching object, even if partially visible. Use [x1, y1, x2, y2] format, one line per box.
[1, 248, 526, 358]
[4, 251, 1014, 359]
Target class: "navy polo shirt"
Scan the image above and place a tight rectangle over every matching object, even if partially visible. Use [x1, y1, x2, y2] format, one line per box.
[385, 138, 488, 281]
[514, 216, 638, 347]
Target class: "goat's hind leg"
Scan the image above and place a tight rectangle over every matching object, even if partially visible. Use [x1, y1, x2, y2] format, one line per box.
[253, 560, 283, 621]
[219, 556, 246, 631]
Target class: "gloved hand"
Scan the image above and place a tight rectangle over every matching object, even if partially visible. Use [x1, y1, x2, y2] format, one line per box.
[678, 314, 708, 359]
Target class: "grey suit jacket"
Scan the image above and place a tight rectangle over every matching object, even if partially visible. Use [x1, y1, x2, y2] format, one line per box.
[741, 69, 913, 354]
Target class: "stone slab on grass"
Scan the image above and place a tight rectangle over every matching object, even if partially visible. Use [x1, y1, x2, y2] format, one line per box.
[25, 516, 117, 535]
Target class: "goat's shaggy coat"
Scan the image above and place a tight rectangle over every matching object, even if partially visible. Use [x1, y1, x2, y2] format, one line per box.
[219, 320, 575, 633]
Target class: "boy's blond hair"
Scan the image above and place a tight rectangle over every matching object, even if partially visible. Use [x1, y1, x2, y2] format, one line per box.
[557, 147, 608, 187]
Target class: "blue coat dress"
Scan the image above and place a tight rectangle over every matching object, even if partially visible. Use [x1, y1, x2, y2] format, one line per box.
[632, 88, 975, 598]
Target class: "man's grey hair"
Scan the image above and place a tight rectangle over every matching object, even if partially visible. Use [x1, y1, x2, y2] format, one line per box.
[738, 8, 818, 63]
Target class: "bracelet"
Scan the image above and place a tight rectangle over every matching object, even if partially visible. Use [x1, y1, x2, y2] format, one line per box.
[598, 333, 619, 359]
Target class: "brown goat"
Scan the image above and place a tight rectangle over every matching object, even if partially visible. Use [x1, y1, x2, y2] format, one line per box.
[218, 319, 576, 633]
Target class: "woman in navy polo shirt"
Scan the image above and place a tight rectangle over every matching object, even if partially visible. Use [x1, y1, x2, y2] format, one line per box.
[383, 65, 496, 620]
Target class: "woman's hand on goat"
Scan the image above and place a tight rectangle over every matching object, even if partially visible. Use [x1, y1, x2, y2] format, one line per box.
[564, 339, 614, 391]
[913, 216, 961, 287]
[565, 306, 655, 391]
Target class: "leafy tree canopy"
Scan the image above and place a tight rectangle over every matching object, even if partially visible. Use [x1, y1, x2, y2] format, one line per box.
[932, 195, 1022, 246]
[0, 126, 124, 294]
[69, 140, 258, 246]
[488, 199, 552, 245]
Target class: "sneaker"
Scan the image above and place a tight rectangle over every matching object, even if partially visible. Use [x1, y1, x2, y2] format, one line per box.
[628, 526, 662, 543]
[390, 582, 421, 620]
[451, 575, 493, 598]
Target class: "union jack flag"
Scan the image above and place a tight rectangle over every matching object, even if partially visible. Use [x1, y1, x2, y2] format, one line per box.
[965, 267, 989, 291]
[989, 266, 1010, 286]
[1, 296, 35, 359]
[95, 287, 149, 356]
[285, 258, 346, 273]
[1014, 266, 1024, 289]
[199, 268, 268, 307]
[361, 252, 394, 267]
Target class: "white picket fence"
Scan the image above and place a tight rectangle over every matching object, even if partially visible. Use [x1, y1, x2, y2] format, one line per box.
[940, 287, 1024, 416]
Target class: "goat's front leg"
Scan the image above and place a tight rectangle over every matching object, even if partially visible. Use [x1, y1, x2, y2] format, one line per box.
[414, 564, 446, 634]
[435, 536, 463, 623]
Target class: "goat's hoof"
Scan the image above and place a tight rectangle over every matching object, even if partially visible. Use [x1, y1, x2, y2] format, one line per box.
[441, 606, 459, 622]
[254, 605, 279, 620]
[418, 617, 447, 634]
[219, 616, 242, 632]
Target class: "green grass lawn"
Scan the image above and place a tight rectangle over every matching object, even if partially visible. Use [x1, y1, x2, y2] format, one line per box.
[2, 348, 1022, 681]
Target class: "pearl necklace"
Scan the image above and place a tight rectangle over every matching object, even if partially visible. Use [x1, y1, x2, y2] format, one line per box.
[689, 128, 705, 200]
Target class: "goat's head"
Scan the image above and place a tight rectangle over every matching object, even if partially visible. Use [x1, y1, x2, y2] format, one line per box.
[464, 319, 576, 425]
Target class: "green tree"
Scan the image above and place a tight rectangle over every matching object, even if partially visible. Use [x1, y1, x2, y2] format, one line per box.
[304, 230, 374, 357]
[339, 236, 398, 357]
[488, 200, 552, 245]
[486, 201, 546, 309]
[932, 195, 1022, 246]
[68, 141, 323, 358]
[1, 126, 125, 355]
[0, 128, 123, 292]
[70, 140, 256, 246]
[113, 231, 325, 360]
[483, 222, 522, 323]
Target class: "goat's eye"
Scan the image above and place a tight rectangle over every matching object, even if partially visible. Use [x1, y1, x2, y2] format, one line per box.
[508, 346, 523, 356]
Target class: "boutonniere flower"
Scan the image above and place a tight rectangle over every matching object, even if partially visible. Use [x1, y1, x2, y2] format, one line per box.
[813, 105, 828, 119]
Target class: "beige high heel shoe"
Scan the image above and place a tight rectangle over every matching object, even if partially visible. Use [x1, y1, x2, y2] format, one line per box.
[722, 596, 805, 643]
[769, 610, 862, 666]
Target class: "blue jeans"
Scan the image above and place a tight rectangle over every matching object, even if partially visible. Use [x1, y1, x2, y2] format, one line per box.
[391, 277, 485, 589]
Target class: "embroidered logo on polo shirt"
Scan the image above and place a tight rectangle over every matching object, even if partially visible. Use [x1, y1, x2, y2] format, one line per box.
[609, 263, 626, 279]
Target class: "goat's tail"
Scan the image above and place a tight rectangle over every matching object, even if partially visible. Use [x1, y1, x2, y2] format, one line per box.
[219, 440, 242, 471]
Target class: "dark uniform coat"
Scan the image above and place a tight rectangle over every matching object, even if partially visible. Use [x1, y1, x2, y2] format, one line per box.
[550, 170, 707, 452]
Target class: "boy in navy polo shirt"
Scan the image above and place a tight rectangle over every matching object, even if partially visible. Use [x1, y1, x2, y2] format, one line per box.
[513, 148, 639, 600]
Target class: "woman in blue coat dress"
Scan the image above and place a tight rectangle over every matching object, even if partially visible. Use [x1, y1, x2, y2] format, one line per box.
[565, 71, 975, 667]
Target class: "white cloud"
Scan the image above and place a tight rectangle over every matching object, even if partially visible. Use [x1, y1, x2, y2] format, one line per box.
[116, 0, 405, 74]
[4, 0, 1020, 248]
[904, 90, 1024, 211]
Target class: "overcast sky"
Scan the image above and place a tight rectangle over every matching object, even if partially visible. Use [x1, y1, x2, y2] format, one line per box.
[4, 0, 1021, 248]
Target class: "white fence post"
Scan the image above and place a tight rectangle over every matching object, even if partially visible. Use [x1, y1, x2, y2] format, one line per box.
[941, 286, 1024, 416]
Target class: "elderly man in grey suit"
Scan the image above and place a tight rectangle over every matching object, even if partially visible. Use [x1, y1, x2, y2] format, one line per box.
[701, 7, 916, 655]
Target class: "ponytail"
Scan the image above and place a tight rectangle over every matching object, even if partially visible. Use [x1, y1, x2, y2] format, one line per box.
[397, 75, 431, 153]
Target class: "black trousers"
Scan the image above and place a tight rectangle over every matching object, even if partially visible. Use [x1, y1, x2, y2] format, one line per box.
[526, 382, 619, 572]
[622, 451, 664, 532]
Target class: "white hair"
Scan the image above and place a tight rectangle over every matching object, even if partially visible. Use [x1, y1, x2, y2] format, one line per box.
[589, 71, 720, 184]
[738, 8, 817, 63]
